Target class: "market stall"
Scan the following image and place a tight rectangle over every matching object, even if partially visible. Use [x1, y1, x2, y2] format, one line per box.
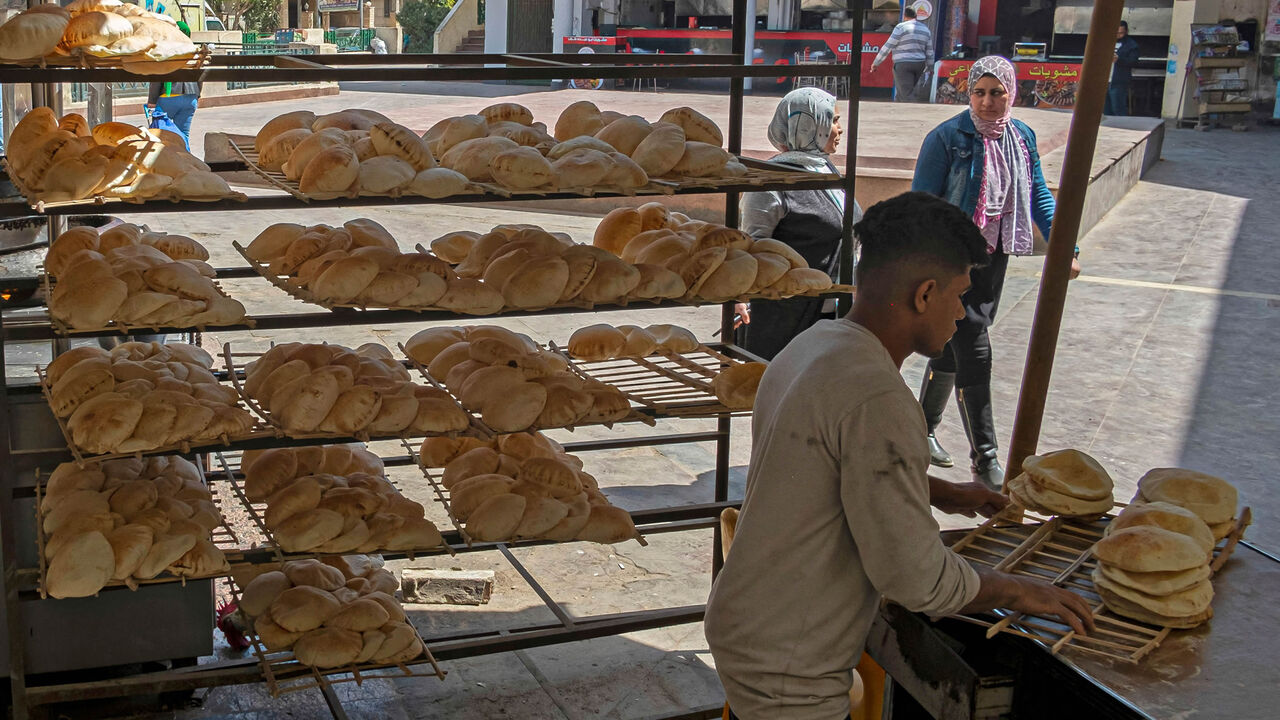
[0, 0, 863, 715]
[0, 0, 1276, 718]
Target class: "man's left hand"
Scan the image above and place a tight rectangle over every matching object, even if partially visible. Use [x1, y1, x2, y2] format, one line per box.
[1070, 257, 1081, 279]
[931, 478, 1009, 518]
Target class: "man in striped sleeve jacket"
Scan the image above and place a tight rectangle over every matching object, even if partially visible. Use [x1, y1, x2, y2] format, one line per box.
[871, 7, 935, 102]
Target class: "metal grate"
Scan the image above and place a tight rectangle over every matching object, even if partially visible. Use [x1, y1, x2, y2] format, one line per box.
[950, 505, 1253, 663]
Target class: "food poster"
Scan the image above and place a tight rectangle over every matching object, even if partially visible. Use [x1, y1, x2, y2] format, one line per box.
[931, 59, 1082, 109]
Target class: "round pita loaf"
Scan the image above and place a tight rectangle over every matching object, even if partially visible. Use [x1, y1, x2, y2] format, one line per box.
[1136, 468, 1237, 525]
[1092, 525, 1208, 573]
[1022, 449, 1114, 501]
[1106, 502, 1215, 554]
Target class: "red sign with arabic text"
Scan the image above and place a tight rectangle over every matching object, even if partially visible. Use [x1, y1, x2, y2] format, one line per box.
[933, 59, 1082, 109]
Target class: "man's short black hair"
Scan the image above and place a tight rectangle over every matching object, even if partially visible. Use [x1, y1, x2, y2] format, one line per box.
[903, 7, 917, 18]
[1119, 20, 1128, 30]
[853, 191, 989, 287]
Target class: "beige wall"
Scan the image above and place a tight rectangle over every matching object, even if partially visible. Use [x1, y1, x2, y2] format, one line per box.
[434, 0, 484, 54]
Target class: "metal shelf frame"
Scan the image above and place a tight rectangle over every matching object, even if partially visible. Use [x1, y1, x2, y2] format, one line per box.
[0, 0, 864, 717]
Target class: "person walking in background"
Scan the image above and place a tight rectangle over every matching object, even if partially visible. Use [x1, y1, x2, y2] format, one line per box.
[734, 87, 862, 360]
[911, 55, 1078, 490]
[1106, 21, 1140, 116]
[871, 7, 934, 102]
[146, 21, 200, 148]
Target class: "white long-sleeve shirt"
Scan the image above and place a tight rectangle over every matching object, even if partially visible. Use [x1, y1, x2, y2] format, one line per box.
[874, 18, 934, 66]
[705, 319, 980, 719]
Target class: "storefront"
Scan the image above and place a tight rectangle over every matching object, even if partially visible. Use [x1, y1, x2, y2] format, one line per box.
[932, 57, 1083, 108]
[556, 0, 913, 92]
[612, 28, 895, 89]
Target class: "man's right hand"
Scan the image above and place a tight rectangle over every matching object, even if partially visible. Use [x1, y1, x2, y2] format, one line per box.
[733, 302, 750, 329]
[1007, 576, 1096, 636]
[965, 568, 1095, 636]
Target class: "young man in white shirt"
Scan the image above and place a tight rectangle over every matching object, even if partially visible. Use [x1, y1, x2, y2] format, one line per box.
[705, 191, 1094, 719]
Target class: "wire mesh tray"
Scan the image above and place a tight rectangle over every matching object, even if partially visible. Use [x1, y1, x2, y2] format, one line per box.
[223, 343, 490, 443]
[550, 341, 755, 419]
[36, 365, 273, 466]
[949, 503, 1253, 663]
[398, 438, 647, 548]
[397, 343, 655, 434]
[33, 457, 244, 598]
[209, 450, 453, 563]
[226, 577, 447, 698]
[41, 267, 254, 336]
[0, 155, 248, 214]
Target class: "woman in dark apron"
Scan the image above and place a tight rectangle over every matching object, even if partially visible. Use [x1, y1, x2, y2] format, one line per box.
[734, 88, 861, 360]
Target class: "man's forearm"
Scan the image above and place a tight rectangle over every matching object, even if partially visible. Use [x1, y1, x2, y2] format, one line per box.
[927, 475, 954, 508]
[959, 566, 1023, 614]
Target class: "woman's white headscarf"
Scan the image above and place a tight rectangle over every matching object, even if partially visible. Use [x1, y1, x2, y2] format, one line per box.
[767, 87, 837, 155]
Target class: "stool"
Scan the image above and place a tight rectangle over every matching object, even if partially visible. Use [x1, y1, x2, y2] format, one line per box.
[716, 508, 886, 719]
[632, 76, 659, 92]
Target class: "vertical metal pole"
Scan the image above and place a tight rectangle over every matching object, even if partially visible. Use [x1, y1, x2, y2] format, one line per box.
[837, 0, 864, 314]
[713, 0, 749, 578]
[86, 82, 114, 128]
[0, 313, 30, 720]
[1005, 0, 1125, 480]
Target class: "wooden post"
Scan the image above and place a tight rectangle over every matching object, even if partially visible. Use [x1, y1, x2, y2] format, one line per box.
[1004, 0, 1125, 480]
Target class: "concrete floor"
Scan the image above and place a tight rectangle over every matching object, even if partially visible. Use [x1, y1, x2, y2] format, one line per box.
[8, 85, 1278, 718]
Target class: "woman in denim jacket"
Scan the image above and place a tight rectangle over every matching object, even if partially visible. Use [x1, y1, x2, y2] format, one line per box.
[911, 55, 1077, 489]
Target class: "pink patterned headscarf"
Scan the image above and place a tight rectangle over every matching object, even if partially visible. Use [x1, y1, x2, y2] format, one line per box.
[968, 55, 1017, 139]
[968, 56, 1034, 256]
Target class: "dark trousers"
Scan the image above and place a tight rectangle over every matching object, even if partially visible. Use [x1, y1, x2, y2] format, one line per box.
[893, 60, 927, 102]
[1104, 84, 1129, 116]
[736, 295, 832, 361]
[928, 250, 1009, 387]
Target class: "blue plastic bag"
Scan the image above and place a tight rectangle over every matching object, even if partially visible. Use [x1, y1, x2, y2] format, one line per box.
[146, 106, 188, 150]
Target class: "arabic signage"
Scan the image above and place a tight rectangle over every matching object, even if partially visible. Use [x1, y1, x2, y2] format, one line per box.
[563, 37, 617, 90]
[1267, 0, 1280, 43]
[931, 59, 1082, 109]
[318, 0, 360, 12]
[613, 29, 896, 89]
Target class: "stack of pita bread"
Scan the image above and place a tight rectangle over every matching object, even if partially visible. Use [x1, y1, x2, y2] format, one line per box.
[241, 341, 471, 439]
[44, 342, 255, 454]
[430, 100, 740, 189]
[1131, 468, 1239, 542]
[254, 109, 474, 199]
[48, 222, 246, 330]
[593, 203, 835, 302]
[239, 444, 443, 555]
[1092, 502, 1218, 629]
[566, 322, 699, 361]
[6, 107, 233, 203]
[237, 556, 423, 668]
[0, 0, 198, 66]
[433, 431, 640, 544]
[404, 325, 631, 433]
[1088, 467, 1237, 629]
[1006, 449, 1115, 517]
[244, 220, 466, 309]
[42, 455, 229, 598]
[566, 323, 765, 411]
